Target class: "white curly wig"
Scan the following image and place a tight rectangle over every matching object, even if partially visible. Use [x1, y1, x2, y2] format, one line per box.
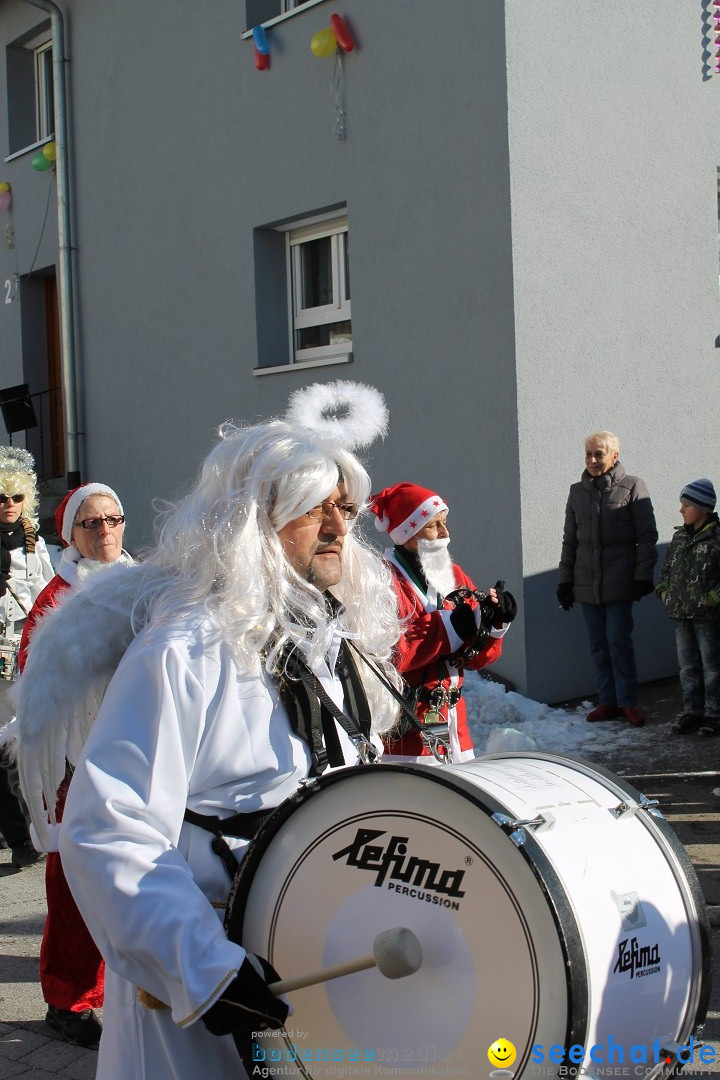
[0, 447, 40, 528]
[132, 382, 401, 732]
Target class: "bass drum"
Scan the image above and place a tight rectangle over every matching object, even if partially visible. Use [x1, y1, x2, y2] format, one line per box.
[226, 753, 710, 1078]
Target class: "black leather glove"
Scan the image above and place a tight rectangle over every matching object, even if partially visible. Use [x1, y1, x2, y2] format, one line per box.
[491, 580, 517, 628]
[449, 599, 477, 640]
[202, 953, 288, 1052]
[632, 579, 654, 602]
[556, 583, 574, 611]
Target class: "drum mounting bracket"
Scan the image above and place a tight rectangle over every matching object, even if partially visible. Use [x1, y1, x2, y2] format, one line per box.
[609, 795, 662, 820]
[492, 811, 556, 845]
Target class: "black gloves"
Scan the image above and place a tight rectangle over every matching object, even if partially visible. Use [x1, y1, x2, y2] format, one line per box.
[448, 581, 517, 636]
[491, 580, 517, 628]
[203, 953, 288, 1060]
[556, 583, 574, 611]
[632, 579, 654, 602]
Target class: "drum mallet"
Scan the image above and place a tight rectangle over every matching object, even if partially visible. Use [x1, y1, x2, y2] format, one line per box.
[267, 926, 422, 996]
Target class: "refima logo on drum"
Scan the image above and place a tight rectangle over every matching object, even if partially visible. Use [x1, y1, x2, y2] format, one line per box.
[332, 827, 466, 908]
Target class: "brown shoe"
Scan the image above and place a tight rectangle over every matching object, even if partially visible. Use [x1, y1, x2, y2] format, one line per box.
[622, 706, 646, 727]
[586, 704, 623, 722]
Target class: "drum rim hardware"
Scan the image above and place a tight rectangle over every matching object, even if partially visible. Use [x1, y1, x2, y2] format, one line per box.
[492, 811, 556, 846]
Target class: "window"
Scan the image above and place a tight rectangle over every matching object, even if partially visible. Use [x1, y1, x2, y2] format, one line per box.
[34, 39, 54, 142]
[6, 24, 54, 155]
[245, 0, 325, 33]
[288, 217, 351, 364]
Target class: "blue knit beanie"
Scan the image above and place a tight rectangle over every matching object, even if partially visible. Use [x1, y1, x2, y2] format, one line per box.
[680, 478, 716, 512]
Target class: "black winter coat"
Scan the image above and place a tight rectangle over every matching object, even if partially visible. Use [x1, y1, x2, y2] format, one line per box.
[558, 462, 658, 605]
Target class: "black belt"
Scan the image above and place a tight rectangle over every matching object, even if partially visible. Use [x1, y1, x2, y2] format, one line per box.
[417, 686, 462, 709]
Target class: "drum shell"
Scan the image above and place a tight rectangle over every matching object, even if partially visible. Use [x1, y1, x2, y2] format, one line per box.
[226, 753, 710, 1078]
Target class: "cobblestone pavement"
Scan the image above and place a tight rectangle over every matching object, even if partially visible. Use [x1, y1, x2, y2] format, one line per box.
[1, 677, 718, 1077]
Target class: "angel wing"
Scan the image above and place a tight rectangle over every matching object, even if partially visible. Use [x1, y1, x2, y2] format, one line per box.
[10, 563, 151, 850]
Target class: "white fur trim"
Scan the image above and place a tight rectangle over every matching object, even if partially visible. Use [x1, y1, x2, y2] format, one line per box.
[285, 380, 388, 450]
[62, 484, 124, 544]
[389, 495, 448, 544]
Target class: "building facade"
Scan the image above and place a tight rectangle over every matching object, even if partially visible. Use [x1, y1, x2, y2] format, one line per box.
[0, 0, 718, 701]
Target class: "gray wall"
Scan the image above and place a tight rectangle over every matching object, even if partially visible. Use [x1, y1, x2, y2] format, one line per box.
[506, 0, 720, 700]
[61, 0, 523, 644]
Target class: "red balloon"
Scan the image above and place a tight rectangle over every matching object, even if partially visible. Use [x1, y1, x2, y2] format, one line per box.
[254, 45, 269, 70]
[330, 13, 354, 52]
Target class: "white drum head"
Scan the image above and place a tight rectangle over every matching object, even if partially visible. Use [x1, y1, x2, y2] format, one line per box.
[227, 764, 584, 1077]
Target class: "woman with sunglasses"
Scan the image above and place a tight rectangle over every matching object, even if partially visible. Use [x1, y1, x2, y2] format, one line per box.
[0, 447, 54, 872]
[18, 482, 133, 1050]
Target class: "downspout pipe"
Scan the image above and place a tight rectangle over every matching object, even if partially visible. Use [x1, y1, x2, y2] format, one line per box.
[22, 0, 81, 487]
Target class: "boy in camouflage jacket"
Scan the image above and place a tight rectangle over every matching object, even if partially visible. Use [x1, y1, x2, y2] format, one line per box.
[656, 478, 720, 735]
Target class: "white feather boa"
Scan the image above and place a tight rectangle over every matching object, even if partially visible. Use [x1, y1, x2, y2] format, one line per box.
[4, 563, 152, 850]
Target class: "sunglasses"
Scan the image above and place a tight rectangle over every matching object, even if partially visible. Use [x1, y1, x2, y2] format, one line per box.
[0, 494, 23, 505]
[76, 515, 125, 531]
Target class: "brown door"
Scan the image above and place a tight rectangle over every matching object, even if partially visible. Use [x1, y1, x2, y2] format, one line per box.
[44, 274, 64, 477]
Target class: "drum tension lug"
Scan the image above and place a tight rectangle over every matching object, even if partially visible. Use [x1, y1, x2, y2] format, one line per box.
[610, 796, 662, 820]
[492, 811, 555, 845]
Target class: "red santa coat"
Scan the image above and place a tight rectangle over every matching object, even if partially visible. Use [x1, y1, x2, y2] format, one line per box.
[382, 550, 503, 761]
[19, 574, 105, 1013]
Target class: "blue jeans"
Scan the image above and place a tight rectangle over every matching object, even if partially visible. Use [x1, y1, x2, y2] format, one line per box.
[674, 620, 720, 720]
[581, 601, 637, 707]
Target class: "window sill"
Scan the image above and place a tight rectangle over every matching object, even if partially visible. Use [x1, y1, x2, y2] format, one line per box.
[253, 353, 352, 376]
[5, 134, 55, 163]
[242, 0, 327, 39]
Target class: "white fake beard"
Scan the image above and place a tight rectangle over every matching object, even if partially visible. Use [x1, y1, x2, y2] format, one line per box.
[416, 537, 456, 598]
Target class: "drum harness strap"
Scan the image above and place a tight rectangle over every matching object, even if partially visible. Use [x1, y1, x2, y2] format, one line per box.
[182, 639, 379, 881]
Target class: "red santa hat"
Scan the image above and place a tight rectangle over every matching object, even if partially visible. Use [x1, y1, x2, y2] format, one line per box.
[370, 483, 449, 545]
[55, 483, 124, 546]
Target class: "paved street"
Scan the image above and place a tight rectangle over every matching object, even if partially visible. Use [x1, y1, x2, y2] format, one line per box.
[1, 677, 719, 1077]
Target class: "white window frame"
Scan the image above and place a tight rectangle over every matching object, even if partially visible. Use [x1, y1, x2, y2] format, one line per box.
[34, 38, 54, 142]
[286, 216, 351, 365]
[241, 0, 327, 40]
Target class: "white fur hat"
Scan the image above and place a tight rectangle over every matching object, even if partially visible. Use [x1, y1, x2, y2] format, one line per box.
[57, 483, 124, 546]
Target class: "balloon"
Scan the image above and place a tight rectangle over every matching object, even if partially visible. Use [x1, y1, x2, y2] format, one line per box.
[31, 152, 52, 171]
[252, 25, 270, 55]
[311, 27, 337, 58]
[330, 13, 354, 52]
[42, 141, 56, 161]
[0, 191, 11, 213]
[254, 45, 269, 70]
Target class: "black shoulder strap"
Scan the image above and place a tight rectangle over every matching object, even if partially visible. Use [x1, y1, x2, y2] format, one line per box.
[348, 641, 452, 763]
[282, 646, 379, 765]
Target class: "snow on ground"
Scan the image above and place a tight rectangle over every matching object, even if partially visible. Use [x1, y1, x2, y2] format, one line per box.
[463, 669, 646, 762]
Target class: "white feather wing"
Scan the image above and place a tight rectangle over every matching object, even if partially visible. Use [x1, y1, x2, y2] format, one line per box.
[12, 564, 145, 849]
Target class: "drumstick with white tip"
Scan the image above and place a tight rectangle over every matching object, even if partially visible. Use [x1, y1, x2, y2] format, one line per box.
[267, 926, 422, 996]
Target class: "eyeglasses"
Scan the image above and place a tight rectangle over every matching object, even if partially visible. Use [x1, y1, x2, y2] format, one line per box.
[0, 494, 23, 505]
[76, 515, 125, 531]
[305, 499, 359, 523]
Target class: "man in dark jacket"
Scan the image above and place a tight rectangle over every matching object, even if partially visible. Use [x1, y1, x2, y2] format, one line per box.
[557, 431, 658, 727]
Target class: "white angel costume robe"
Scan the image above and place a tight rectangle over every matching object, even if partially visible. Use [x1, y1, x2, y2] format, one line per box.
[59, 610, 373, 1080]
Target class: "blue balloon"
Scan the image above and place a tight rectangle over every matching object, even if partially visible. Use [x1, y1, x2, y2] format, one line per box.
[252, 25, 270, 55]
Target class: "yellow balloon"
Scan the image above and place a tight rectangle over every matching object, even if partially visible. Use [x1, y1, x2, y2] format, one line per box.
[0, 182, 9, 194]
[43, 141, 57, 162]
[311, 27, 337, 58]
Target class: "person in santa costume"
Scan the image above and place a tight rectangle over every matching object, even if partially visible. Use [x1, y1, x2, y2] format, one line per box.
[0, 447, 53, 869]
[18, 483, 133, 1049]
[12, 381, 402, 1080]
[371, 482, 517, 762]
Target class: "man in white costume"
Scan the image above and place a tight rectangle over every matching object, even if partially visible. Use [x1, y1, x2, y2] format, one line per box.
[14, 381, 401, 1079]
